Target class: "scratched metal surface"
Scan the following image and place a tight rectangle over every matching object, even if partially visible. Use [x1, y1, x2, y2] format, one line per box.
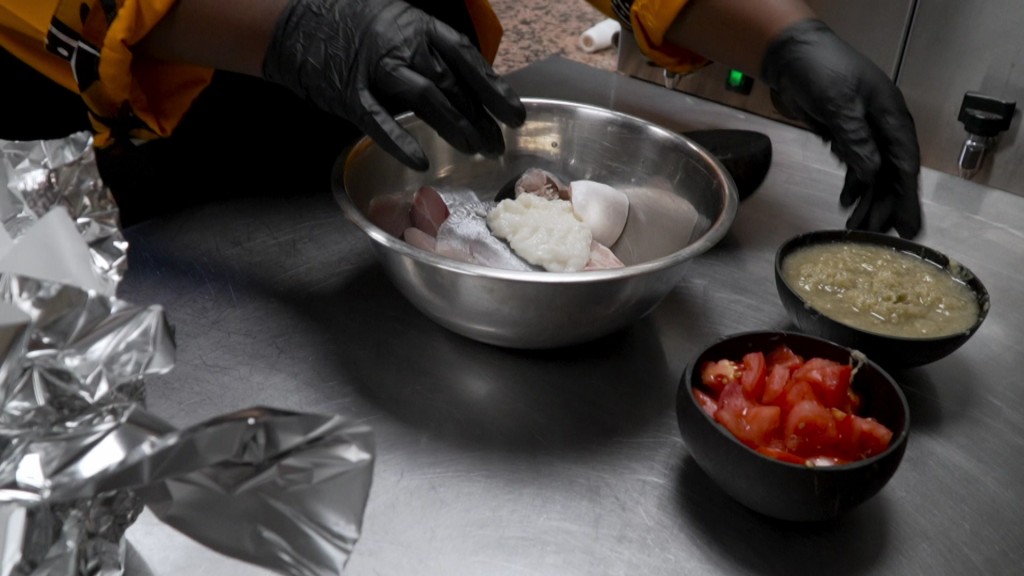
[120, 58, 1024, 575]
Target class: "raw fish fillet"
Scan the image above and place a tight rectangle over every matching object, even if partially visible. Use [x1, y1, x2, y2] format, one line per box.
[403, 227, 437, 252]
[394, 181, 624, 272]
[367, 193, 412, 238]
[437, 189, 482, 205]
[585, 240, 625, 270]
[411, 186, 449, 236]
[435, 199, 537, 271]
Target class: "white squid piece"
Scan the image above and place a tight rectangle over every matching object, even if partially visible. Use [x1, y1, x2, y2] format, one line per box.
[568, 180, 630, 247]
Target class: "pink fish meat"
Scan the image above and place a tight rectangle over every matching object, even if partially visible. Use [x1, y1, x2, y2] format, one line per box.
[386, 178, 625, 273]
[584, 240, 625, 270]
[411, 186, 449, 237]
[403, 227, 437, 252]
[367, 193, 413, 238]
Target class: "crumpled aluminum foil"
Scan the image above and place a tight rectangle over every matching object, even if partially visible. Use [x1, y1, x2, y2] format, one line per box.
[0, 132, 126, 295]
[0, 134, 375, 576]
[108, 407, 373, 576]
[0, 270, 174, 576]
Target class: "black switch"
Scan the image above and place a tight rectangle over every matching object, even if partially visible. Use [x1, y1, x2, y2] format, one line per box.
[958, 92, 1016, 137]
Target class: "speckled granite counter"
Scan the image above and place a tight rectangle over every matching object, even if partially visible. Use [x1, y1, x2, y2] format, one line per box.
[489, 0, 618, 74]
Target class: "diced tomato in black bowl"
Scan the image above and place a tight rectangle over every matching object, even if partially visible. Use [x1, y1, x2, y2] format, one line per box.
[677, 331, 910, 522]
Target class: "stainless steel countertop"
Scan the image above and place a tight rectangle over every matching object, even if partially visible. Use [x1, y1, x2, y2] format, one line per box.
[121, 57, 1024, 576]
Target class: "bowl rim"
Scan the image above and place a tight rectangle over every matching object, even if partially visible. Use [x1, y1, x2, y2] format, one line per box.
[774, 229, 990, 342]
[334, 97, 740, 284]
[681, 329, 911, 471]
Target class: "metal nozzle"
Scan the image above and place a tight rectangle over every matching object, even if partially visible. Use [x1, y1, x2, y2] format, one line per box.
[957, 133, 993, 180]
[662, 70, 681, 90]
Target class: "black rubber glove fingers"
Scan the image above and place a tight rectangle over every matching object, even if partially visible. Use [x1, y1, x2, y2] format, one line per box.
[763, 19, 922, 238]
[262, 0, 526, 171]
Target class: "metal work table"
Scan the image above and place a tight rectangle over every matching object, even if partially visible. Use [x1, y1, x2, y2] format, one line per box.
[121, 57, 1024, 575]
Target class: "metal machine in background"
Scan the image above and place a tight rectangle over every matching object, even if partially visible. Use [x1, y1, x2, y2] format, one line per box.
[617, 0, 1024, 197]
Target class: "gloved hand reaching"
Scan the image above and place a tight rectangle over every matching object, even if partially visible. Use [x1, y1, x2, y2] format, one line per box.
[262, 0, 526, 171]
[762, 19, 922, 238]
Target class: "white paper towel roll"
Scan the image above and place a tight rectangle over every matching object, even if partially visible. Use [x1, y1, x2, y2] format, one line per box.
[578, 19, 621, 54]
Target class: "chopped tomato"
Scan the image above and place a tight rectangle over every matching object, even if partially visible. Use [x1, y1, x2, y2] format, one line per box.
[714, 383, 781, 447]
[755, 446, 807, 465]
[784, 399, 839, 456]
[717, 382, 749, 412]
[837, 414, 895, 460]
[766, 344, 804, 370]
[780, 379, 818, 412]
[792, 358, 853, 409]
[762, 364, 791, 404]
[740, 352, 767, 401]
[806, 455, 847, 467]
[694, 344, 894, 467]
[693, 388, 718, 417]
[701, 359, 741, 393]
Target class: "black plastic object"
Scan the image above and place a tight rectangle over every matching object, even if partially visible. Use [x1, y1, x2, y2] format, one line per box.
[677, 330, 909, 522]
[495, 173, 520, 202]
[774, 229, 990, 369]
[682, 129, 772, 202]
[958, 92, 1016, 137]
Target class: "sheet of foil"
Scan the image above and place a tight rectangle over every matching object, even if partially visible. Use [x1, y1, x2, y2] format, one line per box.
[0, 274, 175, 576]
[111, 408, 373, 576]
[0, 134, 375, 576]
[0, 132, 126, 296]
[1, 398, 374, 576]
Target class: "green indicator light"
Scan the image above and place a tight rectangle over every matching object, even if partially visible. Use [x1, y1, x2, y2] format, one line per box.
[728, 69, 746, 87]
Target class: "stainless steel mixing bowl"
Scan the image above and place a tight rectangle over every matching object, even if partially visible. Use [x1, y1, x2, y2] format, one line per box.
[333, 98, 738, 348]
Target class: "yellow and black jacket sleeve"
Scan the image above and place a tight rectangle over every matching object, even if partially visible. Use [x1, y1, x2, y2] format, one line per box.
[0, 0, 700, 148]
[2, 0, 213, 147]
[0, 0, 502, 148]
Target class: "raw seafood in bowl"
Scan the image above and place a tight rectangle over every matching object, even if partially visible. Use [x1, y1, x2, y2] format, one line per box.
[367, 169, 629, 273]
[334, 98, 739, 348]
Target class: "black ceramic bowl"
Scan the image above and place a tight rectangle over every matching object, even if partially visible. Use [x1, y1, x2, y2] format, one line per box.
[677, 331, 910, 522]
[775, 230, 990, 370]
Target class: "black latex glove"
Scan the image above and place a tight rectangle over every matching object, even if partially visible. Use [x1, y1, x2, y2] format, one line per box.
[762, 19, 922, 238]
[262, 0, 526, 171]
